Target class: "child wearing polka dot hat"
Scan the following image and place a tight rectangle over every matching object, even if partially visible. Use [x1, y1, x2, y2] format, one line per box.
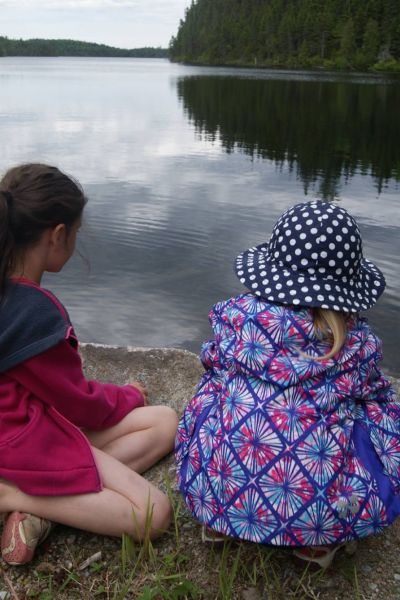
[175, 200, 400, 567]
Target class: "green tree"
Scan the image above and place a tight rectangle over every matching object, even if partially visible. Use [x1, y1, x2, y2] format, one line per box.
[361, 18, 380, 64]
[339, 18, 357, 65]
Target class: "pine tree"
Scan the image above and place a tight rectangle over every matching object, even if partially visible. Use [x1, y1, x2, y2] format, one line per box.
[361, 18, 380, 64]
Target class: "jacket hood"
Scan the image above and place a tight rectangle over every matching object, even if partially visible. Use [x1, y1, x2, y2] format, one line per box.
[210, 294, 378, 387]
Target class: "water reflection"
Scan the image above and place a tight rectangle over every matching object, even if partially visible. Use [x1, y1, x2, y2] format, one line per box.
[177, 75, 400, 198]
[0, 59, 399, 374]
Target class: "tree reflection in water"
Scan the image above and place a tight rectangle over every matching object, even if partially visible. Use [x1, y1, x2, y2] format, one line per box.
[177, 75, 400, 199]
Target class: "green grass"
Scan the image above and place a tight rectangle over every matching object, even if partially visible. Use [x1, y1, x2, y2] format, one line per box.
[0, 469, 365, 599]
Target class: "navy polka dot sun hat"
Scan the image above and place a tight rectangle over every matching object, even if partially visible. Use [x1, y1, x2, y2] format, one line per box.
[235, 200, 386, 313]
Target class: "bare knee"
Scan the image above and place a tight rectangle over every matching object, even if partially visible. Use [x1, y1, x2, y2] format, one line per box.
[128, 491, 172, 541]
[150, 492, 172, 537]
[153, 405, 179, 449]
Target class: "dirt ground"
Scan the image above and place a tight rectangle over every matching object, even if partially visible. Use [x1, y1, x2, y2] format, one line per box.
[0, 346, 399, 600]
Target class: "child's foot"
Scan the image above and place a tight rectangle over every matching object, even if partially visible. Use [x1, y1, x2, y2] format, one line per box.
[293, 541, 357, 568]
[1, 511, 53, 565]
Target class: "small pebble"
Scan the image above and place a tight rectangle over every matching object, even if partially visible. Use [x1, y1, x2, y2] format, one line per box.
[241, 588, 261, 600]
[361, 565, 373, 573]
[369, 583, 378, 591]
[394, 573, 400, 582]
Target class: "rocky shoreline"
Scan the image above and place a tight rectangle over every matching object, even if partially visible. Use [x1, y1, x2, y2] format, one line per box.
[0, 345, 399, 599]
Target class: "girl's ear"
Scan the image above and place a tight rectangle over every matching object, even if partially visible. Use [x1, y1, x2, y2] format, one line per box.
[49, 224, 67, 247]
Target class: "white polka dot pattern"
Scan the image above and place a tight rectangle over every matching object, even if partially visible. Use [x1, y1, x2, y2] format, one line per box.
[234, 200, 386, 312]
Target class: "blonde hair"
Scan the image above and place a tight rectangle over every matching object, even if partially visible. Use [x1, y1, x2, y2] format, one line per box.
[308, 307, 349, 361]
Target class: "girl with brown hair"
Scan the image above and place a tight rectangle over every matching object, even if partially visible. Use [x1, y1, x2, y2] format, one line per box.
[0, 163, 178, 565]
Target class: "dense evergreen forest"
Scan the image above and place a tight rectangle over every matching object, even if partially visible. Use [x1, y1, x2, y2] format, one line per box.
[0, 37, 167, 58]
[170, 0, 400, 71]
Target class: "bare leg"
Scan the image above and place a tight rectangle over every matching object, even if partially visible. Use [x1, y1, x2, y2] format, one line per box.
[85, 405, 179, 473]
[0, 447, 171, 540]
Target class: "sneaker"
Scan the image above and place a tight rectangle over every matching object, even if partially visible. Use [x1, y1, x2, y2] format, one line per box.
[1, 511, 53, 565]
[293, 541, 357, 569]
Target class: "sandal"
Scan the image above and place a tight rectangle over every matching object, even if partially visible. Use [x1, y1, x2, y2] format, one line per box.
[1, 511, 53, 565]
[201, 525, 229, 543]
[293, 541, 356, 569]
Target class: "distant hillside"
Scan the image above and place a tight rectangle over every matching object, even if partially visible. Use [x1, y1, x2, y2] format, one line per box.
[0, 37, 168, 58]
[169, 0, 400, 71]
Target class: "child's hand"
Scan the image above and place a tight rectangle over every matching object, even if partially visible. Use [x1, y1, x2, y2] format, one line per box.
[130, 381, 149, 405]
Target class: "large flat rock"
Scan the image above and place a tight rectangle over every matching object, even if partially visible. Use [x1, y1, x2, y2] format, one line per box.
[80, 343, 203, 415]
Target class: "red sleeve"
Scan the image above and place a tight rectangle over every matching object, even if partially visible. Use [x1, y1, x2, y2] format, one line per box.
[8, 340, 145, 431]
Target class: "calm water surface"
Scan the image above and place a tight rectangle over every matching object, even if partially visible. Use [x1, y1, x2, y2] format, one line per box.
[0, 58, 399, 372]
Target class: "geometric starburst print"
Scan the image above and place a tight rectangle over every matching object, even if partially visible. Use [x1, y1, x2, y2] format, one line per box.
[257, 304, 287, 344]
[184, 446, 201, 481]
[227, 487, 278, 542]
[297, 428, 342, 487]
[331, 469, 367, 509]
[267, 356, 300, 387]
[369, 428, 400, 488]
[187, 474, 217, 523]
[259, 456, 314, 519]
[208, 443, 247, 502]
[231, 412, 283, 473]
[366, 402, 396, 433]
[269, 388, 314, 442]
[353, 495, 387, 537]
[291, 501, 340, 545]
[221, 376, 254, 428]
[198, 415, 223, 460]
[175, 293, 399, 545]
[234, 321, 273, 372]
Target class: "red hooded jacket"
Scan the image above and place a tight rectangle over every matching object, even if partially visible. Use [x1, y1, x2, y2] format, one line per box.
[0, 279, 144, 496]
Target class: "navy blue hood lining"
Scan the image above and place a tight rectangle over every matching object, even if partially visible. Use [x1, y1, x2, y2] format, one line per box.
[0, 282, 70, 373]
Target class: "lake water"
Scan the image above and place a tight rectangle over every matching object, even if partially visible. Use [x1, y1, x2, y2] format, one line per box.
[0, 57, 399, 373]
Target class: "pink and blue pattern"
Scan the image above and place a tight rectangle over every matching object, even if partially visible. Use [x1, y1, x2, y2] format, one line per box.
[175, 294, 400, 546]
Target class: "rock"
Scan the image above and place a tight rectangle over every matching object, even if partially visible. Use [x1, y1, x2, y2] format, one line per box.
[369, 583, 378, 591]
[79, 345, 203, 489]
[241, 588, 261, 600]
[361, 565, 373, 573]
[80, 344, 203, 416]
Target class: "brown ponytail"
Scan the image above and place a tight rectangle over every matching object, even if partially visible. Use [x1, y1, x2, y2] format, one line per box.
[0, 191, 16, 294]
[0, 163, 86, 294]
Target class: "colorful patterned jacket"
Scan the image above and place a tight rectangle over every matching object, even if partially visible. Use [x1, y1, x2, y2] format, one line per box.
[175, 294, 400, 545]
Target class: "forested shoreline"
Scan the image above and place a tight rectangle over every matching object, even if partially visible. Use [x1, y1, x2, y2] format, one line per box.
[0, 37, 167, 58]
[169, 0, 400, 72]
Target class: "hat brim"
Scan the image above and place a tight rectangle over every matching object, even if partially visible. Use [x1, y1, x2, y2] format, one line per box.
[235, 244, 386, 312]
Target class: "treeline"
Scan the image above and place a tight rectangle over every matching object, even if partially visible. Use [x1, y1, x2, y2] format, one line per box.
[169, 0, 400, 71]
[0, 37, 168, 58]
